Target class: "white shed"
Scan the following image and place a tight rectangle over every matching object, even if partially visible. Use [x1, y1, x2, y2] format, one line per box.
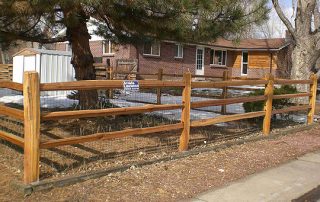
[13, 48, 75, 84]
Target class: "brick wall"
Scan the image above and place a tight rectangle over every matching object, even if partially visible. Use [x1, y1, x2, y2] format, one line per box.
[54, 40, 288, 79]
[138, 42, 196, 75]
[137, 42, 229, 78]
[276, 46, 292, 78]
[204, 48, 233, 78]
[55, 41, 136, 68]
[104, 43, 134, 69]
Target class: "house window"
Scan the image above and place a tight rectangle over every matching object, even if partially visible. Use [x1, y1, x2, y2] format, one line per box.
[65, 43, 72, 51]
[103, 40, 114, 55]
[143, 41, 160, 56]
[241, 51, 249, 75]
[210, 49, 227, 66]
[175, 44, 183, 58]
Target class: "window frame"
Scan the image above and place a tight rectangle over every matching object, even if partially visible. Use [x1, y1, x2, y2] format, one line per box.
[102, 40, 114, 55]
[174, 44, 184, 59]
[210, 49, 227, 67]
[241, 51, 249, 76]
[143, 41, 161, 57]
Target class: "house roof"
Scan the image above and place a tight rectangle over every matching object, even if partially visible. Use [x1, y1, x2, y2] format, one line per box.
[207, 38, 290, 51]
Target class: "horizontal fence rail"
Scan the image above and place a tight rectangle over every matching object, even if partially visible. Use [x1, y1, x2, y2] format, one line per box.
[191, 111, 266, 127]
[0, 70, 317, 185]
[40, 123, 184, 149]
[273, 93, 311, 100]
[0, 130, 24, 148]
[191, 80, 268, 88]
[272, 105, 311, 115]
[0, 105, 24, 121]
[42, 104, 183, 121]
[40, 80, 185, 91]
[0, 81, 23, 91]
[274, 79, 313, 85]
[191, 95, 266, 109]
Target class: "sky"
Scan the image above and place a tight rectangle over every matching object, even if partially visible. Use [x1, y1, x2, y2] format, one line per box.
[265, 0, 295, 38]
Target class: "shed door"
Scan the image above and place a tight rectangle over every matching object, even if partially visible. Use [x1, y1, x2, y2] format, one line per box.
[24, 55, 36, 71]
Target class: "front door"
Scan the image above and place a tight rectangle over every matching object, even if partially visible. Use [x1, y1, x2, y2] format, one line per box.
[196, 47, 204, 75]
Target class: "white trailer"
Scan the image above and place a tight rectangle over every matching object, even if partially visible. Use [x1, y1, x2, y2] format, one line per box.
[12, 48, 75, 96]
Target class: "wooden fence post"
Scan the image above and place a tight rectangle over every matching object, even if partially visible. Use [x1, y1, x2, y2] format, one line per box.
[23, 71, 40, 184]
[157, 68, 163, 105]
[307, 73, 318, 124]
[179, 72, 191, 151]
[262, 73, 274, 135]
[221, 70, 229, 114]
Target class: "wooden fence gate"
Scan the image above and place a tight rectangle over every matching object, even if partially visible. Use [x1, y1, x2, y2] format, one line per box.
[0, 64, 13, 81]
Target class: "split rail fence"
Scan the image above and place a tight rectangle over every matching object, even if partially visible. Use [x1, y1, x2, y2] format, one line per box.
[96, 66, 261, 114]
[0, 71, 317, 185]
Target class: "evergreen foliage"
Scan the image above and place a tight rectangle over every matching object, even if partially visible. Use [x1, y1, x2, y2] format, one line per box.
[243, 85, 298, 113]
[0, 0, 270, 47]
[0, 0, 269, 107]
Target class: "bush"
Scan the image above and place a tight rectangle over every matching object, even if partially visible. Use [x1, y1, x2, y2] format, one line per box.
[243, 85, 298, 114]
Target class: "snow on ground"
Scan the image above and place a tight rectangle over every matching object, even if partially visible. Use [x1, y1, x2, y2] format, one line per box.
[111, 91, 244, 120]
[0, 88, 307, 123]
[192, 88, 252, 97]
[111, 90, 307, 123]
[0, 89, 78, 108]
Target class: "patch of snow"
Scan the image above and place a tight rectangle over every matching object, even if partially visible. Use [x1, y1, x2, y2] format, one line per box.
[0, 89, 78, 108]
[0, 88, 309, 124]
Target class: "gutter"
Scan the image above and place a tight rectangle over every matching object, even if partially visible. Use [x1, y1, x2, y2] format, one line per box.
[163, 40, 291, 52]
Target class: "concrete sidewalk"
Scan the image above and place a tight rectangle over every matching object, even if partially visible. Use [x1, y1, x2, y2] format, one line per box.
[191, 151, 320, 202]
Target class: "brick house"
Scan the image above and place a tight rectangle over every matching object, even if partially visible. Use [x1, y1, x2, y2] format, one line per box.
[55, 37, 291, 79]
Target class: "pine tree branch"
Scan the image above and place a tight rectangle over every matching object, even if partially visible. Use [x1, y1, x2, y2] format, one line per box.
[271, 0, 297, 41]
[0, 31, 67, 43]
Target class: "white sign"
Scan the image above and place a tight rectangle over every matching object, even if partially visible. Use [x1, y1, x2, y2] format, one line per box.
[123, 80, 139, 92]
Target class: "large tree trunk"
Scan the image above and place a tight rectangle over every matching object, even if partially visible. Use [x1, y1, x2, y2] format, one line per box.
[290, 38, 320, 103]
[67, 17, 98, 108]
[291, 45, 311, 89]
[272, 0, 320, 104]
[0, 49, 5, 64]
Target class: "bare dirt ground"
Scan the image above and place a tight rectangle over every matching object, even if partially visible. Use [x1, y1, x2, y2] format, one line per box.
[0, 123, 319, 201]
[0, 103, 318, 202]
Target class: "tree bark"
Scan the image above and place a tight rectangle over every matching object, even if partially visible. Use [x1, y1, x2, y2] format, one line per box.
[272, 0, 320, 104]
[290, 37, 320, 103]
[67, 18, 98, 108]
[291, 46, 310, 93]
[0, 50, 5, 64]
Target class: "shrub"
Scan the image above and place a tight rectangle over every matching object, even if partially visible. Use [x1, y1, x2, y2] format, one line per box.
[243, 85, 298, 114]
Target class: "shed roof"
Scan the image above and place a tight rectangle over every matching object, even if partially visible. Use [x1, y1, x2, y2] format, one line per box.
[13, 48, 72, 57]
